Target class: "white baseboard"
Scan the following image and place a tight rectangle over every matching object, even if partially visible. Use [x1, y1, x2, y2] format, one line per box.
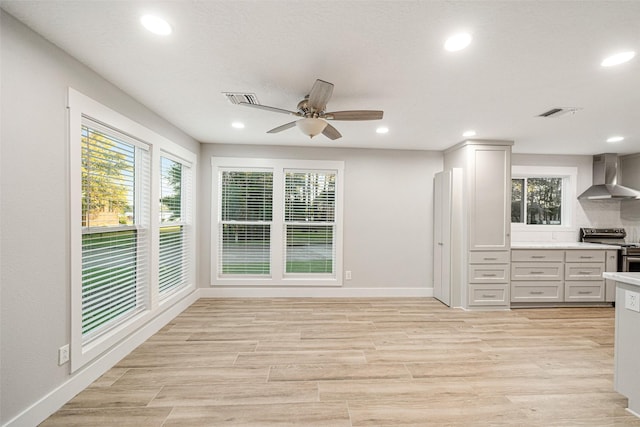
[4, 290, 200, 427]
[200, 286, 433, 298]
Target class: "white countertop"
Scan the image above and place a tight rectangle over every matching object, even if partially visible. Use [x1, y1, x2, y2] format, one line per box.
[511, 242, 621, 250]
[603, 272, 640, 287]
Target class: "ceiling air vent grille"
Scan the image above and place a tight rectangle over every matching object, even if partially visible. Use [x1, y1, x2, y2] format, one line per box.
[222, 92, 260, 105]
[537, 107, 582, 118]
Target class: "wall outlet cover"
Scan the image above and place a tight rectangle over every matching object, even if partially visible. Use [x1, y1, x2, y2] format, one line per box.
[58, 344, 70, 365]
[625, 290, 640, 313]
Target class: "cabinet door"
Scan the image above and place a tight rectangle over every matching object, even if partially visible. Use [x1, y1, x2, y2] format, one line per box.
[565, 263, 604, 280]
[433, 171, 451, 306]
[468, 146, 510, 251]
[565, 281, 605, 302]
[469, 284, 509, 306]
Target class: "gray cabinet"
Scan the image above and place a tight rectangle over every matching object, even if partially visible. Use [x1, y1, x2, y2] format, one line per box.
[511, 249, 611, 305]
[442, 140, 513, 310]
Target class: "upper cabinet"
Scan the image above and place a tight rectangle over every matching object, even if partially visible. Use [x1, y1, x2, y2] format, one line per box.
[467, 145, 512, 251]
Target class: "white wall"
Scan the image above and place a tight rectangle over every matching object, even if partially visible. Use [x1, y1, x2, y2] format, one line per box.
[0, 11, 199, 424]
[199, 144, 442, 295]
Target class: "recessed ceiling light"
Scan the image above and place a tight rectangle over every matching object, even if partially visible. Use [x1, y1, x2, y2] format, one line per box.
[601, 51, 635, 67]
[232, 122, 245, 129]
[376, 127, 389, 134]
[444, 33, 472, 52]
[463, 130, 476, 137]
[606, 136, 624, 143]
[140, 15, 172, 36]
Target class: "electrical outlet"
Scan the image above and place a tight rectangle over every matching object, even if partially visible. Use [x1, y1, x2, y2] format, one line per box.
[345, 270, 352, 280]
[625, 290, 640, 313]
[58, 344, 69, 365]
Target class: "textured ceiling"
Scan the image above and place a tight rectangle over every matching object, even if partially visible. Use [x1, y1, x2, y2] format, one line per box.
[2, 0, 639, 154]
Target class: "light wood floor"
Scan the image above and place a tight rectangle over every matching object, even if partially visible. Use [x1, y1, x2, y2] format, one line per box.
[42, 298, 640, 426]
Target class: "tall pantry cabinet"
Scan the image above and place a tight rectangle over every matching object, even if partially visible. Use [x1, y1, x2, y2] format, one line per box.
[437, 140, 513, 309]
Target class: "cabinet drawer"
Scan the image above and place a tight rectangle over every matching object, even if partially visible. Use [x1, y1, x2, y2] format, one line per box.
[469, 251, 510, 264]
[565, 250, 605, 263]
[512, 250, 564, 262]
[511, 281, 564, 302]
[565, 263, 604, 280]
[565, 282, 604, 302]
[511, 262, 563, 281]
[469, 284, 509, 306]
[469, 264, 509, 283]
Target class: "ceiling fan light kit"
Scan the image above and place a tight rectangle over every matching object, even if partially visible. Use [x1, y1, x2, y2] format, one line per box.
[236, 79, 383, 140]
[296, 118, 328, 138]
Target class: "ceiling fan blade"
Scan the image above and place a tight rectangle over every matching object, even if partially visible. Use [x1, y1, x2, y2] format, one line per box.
[239, 101, 299, 116]
[323, 110, 384, 121]
[322, 123, 342, 140]
[307, 79, 334, 111]
[267, 121, 298, 134]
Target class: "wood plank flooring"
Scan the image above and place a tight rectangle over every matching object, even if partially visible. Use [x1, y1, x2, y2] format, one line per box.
[42, 298, 640, 426]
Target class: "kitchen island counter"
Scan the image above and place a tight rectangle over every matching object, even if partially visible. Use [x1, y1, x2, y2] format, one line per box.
[603, 272, 640, 287]
[608, 272, 640, 419]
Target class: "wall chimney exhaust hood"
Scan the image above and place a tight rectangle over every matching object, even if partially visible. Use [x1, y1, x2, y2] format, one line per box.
[578, 153, 640, 200]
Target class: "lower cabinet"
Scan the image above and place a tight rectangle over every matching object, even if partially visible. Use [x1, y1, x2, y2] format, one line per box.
[565, 281, 605, 301]
[469, 250, 510, 308]
[511, 281, 563, 303]
[511, 249, 607, 304]
[469, 284, 509, 306]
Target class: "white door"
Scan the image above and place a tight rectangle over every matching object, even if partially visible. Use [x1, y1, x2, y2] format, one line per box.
[433, 171, 452, 306]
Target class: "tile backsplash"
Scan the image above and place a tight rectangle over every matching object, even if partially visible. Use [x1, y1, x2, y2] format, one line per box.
[512, 199, 640, 243]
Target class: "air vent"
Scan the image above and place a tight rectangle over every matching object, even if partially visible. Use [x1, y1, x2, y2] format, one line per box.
[537, 107, 582, 118]
[222, 92, 259, 105]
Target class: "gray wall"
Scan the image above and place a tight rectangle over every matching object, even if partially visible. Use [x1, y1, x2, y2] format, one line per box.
[0, 11, 199, 423]
[199, 144, 442, 290]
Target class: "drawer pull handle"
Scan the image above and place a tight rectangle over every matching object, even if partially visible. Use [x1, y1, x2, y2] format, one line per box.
[531, 256, 546, 259]
[530, 291, 544, 295]
[580, 256, 593, 259]
[484, 257, 498, 261]
[530, 271, 544, 274]
[578, 271, 592, 275]
[482, 273, 497, 277]
[578, 291, 592, 295]
[482, 294, 497, 298]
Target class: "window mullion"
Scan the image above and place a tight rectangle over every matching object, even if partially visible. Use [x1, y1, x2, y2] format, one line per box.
[271, 168, 284, 281]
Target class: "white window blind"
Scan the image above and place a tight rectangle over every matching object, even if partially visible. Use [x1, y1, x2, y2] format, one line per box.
[218, 170, 273, 276]
[81, 118, 149, 342]
[159, 155, 192, 296]
[284, 170, 336, 275]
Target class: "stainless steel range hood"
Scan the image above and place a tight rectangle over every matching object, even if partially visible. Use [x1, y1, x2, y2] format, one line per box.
[578, 153, 640, 200]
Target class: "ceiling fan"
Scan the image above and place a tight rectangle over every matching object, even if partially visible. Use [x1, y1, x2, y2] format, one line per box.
[238, 79, 383, 140]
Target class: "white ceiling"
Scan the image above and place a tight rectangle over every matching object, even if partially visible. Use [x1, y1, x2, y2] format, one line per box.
[2, 1, 640, 154]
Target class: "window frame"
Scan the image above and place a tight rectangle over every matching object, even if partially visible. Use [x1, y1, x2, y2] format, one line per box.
[158, 152, 194, 300]
[511, 165, 577, 232]
[211, 157, 344, 287]
[69, 88, 197, 372]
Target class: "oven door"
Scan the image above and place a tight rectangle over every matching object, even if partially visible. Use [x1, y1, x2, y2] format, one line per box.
[623, 256, 640, 272]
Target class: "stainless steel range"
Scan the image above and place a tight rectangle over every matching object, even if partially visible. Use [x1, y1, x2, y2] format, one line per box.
[580, 228, 640, 272]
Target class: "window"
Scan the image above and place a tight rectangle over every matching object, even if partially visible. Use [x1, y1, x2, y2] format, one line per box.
[212, 158, 343, 286]
[284, 170, 336, 275]
[159, 155, 193, 297]
[511, 166, 576, 229]
[512, 177, 562, 225]
[81, 120, 150, 340]
[219, 169, 273, 276]
[69, 88, 197, 371]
